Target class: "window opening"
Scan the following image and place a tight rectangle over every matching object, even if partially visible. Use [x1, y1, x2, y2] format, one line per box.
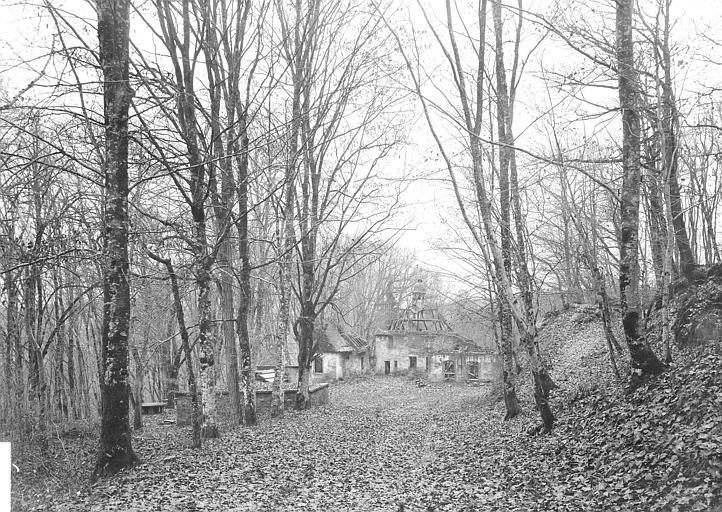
[468, 361, 480, 380]
[443, 360, 456, 380]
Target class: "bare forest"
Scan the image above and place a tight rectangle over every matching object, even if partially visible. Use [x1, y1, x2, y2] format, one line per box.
[1, 0, 721, 510]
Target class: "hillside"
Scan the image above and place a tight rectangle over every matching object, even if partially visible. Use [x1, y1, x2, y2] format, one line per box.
[510, 305, 722, 510]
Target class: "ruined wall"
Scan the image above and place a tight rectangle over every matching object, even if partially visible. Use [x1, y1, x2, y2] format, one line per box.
[313, 353, 343, 383]
[313, 352, 368, 382]
[346, 353, 367, 375]
[374, 333, 432, 374]
[374, 333, 500, 382]
[175, 384, 330, 425]
[425, 353, 499, 383]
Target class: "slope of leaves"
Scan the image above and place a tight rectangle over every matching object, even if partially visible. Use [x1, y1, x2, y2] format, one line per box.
[539, 307, 627, 396]
[542, 345, 722, 511]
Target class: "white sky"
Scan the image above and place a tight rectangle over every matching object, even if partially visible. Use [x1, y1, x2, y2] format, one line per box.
[2, 0, 722, 286]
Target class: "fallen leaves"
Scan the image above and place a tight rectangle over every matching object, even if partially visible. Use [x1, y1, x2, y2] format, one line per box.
[12, 331, 722, 511]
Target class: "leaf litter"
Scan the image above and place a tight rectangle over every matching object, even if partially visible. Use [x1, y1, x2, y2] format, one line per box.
[12, 312, 722, 511]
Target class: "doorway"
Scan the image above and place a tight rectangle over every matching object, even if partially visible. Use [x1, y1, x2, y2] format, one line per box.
[384, 361, 391, 374]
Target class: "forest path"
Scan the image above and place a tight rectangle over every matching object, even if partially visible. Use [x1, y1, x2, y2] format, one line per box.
[23, 320, 720, 511]
[58, 377, 500, 512]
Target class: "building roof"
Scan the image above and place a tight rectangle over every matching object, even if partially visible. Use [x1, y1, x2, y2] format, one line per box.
[379, 297, 495, 354]
[316, 323, 368, 354]
[386, 307, 453, 333]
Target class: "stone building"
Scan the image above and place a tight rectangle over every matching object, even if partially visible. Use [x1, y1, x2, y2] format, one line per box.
[312, 323, 369, 382]
[374, 279, 499, 382]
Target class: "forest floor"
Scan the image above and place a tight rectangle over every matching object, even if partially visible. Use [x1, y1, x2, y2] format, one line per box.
[11, 312, 722, 511]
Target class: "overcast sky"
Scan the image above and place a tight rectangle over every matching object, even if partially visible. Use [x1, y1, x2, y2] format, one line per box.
[1, 0, 721, 282]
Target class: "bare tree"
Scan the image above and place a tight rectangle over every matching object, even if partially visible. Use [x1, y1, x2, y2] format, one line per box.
[147, 251, 202, 447]
[277, 0, 404, 409]
[615, 0, 665, 378]
[382, 0, 554, 430]
[93, 0, 138, 480]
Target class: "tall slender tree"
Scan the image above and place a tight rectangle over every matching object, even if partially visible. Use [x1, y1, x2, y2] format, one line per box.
[615, 0, 665, 378]
[93, 0, 138, 480]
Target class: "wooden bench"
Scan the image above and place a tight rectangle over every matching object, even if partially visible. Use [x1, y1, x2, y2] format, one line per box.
[141, 402, 166, 415]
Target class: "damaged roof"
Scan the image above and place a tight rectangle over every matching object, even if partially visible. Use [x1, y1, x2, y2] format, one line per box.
[386, 307, 453, 333]
[316, 323, 368, 354]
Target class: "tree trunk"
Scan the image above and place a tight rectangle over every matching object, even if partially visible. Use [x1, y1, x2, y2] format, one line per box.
[272, 234, 290, 416]
[5, 264, 20, 422]
[493, 43, 521, 420]
[160, 308, 177, 408]
[296, 353, 312, 410]
[219, 270, 240, 423]
[150, 252, 202, 447]
[53, 269, 72, 419]
[616, 0, 665, 378]
[196, 264, 218, 439]
[492, 67, 521, 417]
[272, 51, 302, 416]
[235, 111, 257, 426]
[592, 263, 622, 379]
[493, 0, 553, 422]
[499, 296, 521, 419]
[295, 300, 315, 410]
[203, 9, 242, 425]
[66, 301, 77, 420]
[75, 335, 90, 419]
[660, 0, 694, 278]
[644, 140, 668, 287]
[131, 347, 143, 430]
[93, 0, 137, 480]
[25, 242, 48, 444]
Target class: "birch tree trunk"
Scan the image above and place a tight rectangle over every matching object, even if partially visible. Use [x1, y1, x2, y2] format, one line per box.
[93, 0, 138, 480]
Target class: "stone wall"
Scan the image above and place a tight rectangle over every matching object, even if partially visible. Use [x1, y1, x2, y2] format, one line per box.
[313, 353, 343, 383]
[175, 383, 330, 425]
[308, 383, 330, 406]
[255, 389, 298, 411]
[426, 353, 499, 383]
[373, 331, 500, 382]
[313, 353, 367, 382]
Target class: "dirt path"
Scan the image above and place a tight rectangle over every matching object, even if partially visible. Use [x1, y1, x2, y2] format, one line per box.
[43, 378, 499, 512]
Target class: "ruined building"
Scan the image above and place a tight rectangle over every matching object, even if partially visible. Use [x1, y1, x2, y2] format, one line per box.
[374, 279, 499, 382]
[312, 323, 368, 382]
